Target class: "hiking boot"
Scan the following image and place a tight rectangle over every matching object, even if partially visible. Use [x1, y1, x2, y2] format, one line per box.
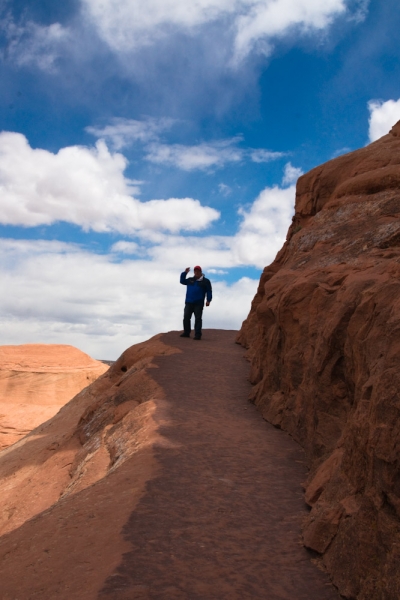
[180, 333, 190, 338]
[193, 336, 201, 340]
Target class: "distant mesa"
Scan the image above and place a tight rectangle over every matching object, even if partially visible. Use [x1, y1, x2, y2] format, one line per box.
[238, 119, 400, 599]
[0, 344, 108, 450]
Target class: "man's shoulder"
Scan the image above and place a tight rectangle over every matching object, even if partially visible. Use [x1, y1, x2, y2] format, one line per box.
[199, 277, 211, 287]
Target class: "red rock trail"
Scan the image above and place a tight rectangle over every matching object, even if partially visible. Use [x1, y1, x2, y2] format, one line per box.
[99, 330, 340, 600]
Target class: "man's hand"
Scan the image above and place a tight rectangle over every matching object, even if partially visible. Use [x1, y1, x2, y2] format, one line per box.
[185, 267, 190, 273]
[206, 301, 210, 306]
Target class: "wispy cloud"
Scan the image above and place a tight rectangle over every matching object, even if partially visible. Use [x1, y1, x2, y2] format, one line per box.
[145, 139, 286, 171]
[88, 118, 287, 171]
[0, 15, 70, 71]
[81, 0, 356, 63]
[250, 149, 287, 163]
[86, 117, 175, 150]
[145, 138, 243, 171]
[218, 183, 232, 196]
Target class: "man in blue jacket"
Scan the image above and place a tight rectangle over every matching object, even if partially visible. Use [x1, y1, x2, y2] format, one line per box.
[180, 265, 212, 340]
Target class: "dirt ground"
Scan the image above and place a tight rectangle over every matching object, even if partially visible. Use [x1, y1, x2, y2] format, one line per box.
[98, 329, 341, 599]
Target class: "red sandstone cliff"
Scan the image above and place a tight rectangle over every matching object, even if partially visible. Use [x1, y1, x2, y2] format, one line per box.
[0, 344, 108, 450]
[237, 120, 400, 599]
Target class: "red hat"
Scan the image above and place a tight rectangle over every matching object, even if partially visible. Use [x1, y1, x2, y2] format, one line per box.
[194, 265, 202, 271]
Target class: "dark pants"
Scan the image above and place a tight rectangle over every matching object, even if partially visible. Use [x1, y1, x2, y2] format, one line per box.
[183, 302, 204, 337]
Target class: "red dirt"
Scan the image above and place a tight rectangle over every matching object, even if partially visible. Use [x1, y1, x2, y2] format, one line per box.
[0, 331, 340, 599]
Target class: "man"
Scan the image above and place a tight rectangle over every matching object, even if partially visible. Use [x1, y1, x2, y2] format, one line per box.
[180, 266, 212, 340]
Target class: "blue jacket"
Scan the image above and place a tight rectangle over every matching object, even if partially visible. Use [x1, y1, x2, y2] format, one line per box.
[180, 271, 212, 304]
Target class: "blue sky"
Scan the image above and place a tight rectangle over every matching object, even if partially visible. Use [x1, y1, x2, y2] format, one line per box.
[1, 0, 400, 359]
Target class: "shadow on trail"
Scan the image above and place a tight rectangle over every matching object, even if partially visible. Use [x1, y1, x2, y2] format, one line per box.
[99, 330, 340, 600]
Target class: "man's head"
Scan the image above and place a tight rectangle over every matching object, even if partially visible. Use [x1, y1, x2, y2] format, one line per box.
[194, 265, 202, 279]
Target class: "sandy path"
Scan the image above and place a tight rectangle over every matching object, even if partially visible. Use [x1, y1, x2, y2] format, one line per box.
[99, 330, 340, 599]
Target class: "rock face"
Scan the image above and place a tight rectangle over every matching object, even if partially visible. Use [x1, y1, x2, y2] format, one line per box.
[0, 344, 108, 450]
[237, 121, 400, 599]
[0, 335, 178, 598]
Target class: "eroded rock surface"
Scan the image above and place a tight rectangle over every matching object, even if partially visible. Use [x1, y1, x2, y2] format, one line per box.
[0, 331, 339, 600]
[0, 335, 177, 598]
[237, 120, 400, 599]
[0, 344, 109, 450]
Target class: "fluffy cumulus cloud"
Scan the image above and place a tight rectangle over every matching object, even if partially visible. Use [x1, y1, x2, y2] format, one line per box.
[282, 162, 303, 185]
[0, 238, 258, 358]
[368, 99, 400, 142]
[81, 0, 351, 61]
[0, 132, 219, 233]
[232, 183, 296, 267]
[137, 165, 298, 269]
[0, 174, 295, 356]
[0, 130, 297, 356]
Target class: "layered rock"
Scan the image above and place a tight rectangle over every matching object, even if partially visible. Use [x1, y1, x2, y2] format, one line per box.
[0, 335, 178, 598]
[0, 344, 108, 450]
[237, 121, 400, 599]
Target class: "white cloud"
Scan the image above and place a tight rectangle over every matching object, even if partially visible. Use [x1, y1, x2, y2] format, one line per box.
[348, 0, 370, 24]
[87, 119, 288, 171]
[0, 238, 258, 359]
[141, 182, 295, 270]
[0, 152, 295, 357]
[86, 117, 175, 150]
[218, 183, 232, 196]
[368, 99, 400, 142]
[232, 184, 295, 267]
[208, 268, 228, 274]
[145, 138, 243, 171]
[81, 0, 237, 52]
[282, 162, 303, 185]
[81, 0, 352, 62]
[205, 277, 258, 330]
[250, 149, 286, 163]
[110, 241, 140, 254]
[146, 234, 235, 268]
[0, 132, 219, 233]
[233, 0, 347, 62]
[0, 16, 70, 71]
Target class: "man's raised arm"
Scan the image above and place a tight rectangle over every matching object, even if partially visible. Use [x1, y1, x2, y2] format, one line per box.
[180, 267, 190, 285]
